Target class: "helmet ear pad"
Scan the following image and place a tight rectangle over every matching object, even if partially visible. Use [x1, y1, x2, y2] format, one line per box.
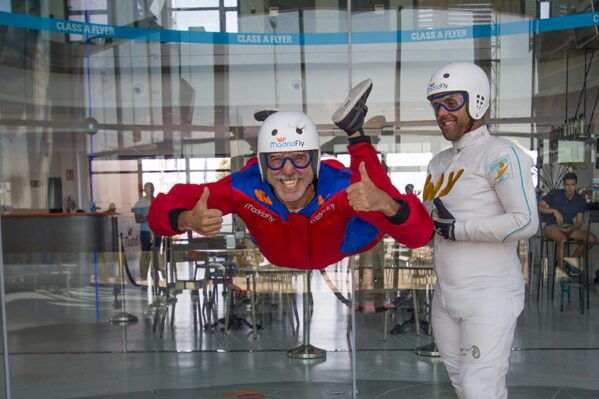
[426, 62, 490, 120]
[257, 111, 321, 180]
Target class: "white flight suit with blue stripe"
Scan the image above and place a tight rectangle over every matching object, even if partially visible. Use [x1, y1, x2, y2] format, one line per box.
[426, 125, 539, 399]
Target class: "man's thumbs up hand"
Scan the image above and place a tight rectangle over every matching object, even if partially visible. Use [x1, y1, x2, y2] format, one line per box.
[358, 161, 372, 183]
[346, 162, 399, 217]
[177, 187, 223, 236]
[198, 186, 210, 207]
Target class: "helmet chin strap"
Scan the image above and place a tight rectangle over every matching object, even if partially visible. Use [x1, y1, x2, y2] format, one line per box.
[464, 117, 475, 134]
[464, 112, 486, 134]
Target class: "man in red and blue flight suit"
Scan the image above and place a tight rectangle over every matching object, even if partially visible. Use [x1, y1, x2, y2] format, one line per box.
[149, 79, 433, 270]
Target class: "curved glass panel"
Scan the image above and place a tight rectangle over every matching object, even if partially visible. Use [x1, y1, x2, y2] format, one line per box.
[0, 1, 597, 398]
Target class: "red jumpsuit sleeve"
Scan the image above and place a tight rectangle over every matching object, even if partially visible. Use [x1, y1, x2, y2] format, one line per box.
[148, 175, 235, 236]
[347, 141, 433, 248]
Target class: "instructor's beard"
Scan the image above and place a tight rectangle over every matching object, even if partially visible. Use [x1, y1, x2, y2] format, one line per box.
[269, 173, 315, 205]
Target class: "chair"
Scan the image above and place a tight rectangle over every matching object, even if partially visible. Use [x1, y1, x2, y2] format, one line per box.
[143, 238, 227, 337]
[527, 226, 543, 299]
[168, 255, 225, 333]
[339, 242, 436, 342]
[561, 257, 581, 312]
[224, 249, 299, 338]
[351, 240, 395, 340]
[581, 208, 599, 313]
[564, 207, 599, 314]
[532, 224, 577, 301]
[386, 260, 436, 338]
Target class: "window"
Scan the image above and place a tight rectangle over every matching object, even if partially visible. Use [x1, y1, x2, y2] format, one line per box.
[67, 0, 109, 41]
[91, 157, 231, 229]
[169, 1, 238, 32]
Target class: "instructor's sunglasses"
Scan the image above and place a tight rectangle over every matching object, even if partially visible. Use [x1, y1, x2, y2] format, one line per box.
[265, 151, 312, 170]
[429, 91, 468, 115]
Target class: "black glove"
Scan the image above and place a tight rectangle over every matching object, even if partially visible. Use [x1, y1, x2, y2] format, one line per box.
[432, 198, 456, 241]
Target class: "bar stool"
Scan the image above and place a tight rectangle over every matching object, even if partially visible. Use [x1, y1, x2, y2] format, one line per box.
[561, 257, 582, 312]
[564, 208, 599, 314]
[582, 208, 599, 313]
[536, 230, 577, 301]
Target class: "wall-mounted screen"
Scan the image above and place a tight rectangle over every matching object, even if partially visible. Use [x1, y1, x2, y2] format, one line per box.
[557, 140, 585, 163]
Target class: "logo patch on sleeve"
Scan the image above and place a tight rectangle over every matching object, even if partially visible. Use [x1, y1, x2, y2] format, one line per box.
[487, 155, 512, 184]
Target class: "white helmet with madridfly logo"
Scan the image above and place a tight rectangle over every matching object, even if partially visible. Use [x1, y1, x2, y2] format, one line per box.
[426, 62, 490, 120]
[257, 111, 321, 180]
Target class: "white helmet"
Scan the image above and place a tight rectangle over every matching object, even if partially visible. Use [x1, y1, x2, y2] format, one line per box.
[257, 111, 320, 180]
[426, 62, 490, 120]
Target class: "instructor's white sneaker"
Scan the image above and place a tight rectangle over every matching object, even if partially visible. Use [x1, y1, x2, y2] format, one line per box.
[332, 78, 373, 135]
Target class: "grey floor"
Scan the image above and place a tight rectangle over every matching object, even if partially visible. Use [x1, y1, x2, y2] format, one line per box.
[2, 263, 599, 399]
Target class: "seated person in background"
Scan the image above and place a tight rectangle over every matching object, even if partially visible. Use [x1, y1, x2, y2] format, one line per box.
[538, 172, 596, 277]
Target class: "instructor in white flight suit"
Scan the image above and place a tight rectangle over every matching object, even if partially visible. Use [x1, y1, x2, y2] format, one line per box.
[424, 62, 538, 399]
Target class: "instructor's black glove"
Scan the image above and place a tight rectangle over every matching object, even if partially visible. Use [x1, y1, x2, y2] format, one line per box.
[432, 198, 456, 241]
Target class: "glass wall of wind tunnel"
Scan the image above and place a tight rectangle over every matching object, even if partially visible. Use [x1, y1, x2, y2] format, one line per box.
[0, 0, 230, 394]
[225, 0, 355, 376]
[0, 0, 145, 372]
[0, 0, 357, 398]
[350, 1, 532, 394]
[0, 0, 84, 391]
[351, 1, 599, 397]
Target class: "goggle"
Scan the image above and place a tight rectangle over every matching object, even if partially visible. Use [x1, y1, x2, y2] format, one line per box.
[265, 151, 312, 170]
[429, 91, 468, 115]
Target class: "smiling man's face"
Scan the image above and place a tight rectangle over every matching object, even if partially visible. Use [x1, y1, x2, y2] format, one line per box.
[430, 92, 472, 142]
[265, 152, 315, 210]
